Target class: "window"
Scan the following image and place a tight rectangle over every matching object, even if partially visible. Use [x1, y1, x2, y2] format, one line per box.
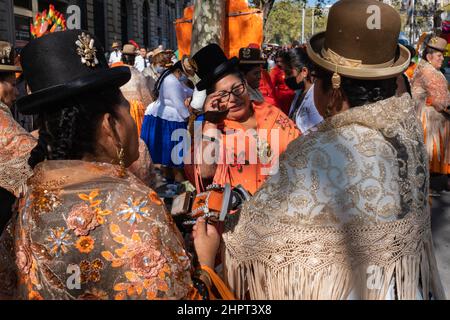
[157, 27, 162, 45]
[13, 0, 32, 9]
[93, 0, 106, 47]
[157, 0, 161, 17]
[121, 0, 129, 45]
[143, 1, 150, 48]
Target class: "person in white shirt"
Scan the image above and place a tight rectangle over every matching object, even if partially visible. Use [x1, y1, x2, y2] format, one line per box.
[285, 47, 323, 133]
[134, 47, 150, 72]
[108, 42, 122, 66]
[141, 61, 193, 182]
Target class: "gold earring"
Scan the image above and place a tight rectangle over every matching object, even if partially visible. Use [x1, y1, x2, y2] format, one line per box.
[117, 146, 126, 178]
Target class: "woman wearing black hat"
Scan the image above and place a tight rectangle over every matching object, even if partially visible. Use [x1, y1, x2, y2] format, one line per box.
[188, 44, 299, 195]
[0, 30, 229, 300]
[223, 0, 445, 300]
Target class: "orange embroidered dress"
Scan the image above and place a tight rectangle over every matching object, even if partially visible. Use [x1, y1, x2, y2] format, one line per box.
[0, 160, 229, 300]
[412, 59, 450, 174]
[0, 101, 36, 197]
[211, 102, 300, 194]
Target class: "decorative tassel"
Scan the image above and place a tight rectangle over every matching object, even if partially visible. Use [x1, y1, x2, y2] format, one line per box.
[332, 64, 341, 89]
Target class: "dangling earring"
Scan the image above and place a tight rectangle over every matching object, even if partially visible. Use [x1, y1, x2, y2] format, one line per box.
[116, 146, 126, 178]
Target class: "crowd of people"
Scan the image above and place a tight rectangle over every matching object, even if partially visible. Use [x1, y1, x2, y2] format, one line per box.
[0, 0, 448, 300]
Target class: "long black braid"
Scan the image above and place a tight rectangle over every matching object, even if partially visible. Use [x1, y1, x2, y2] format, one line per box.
[28, 88, 124, 168]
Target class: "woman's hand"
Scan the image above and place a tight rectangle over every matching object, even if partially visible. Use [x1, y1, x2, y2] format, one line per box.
[203, 92, 224, 113]
[192, 217, 220, 269]
[203, 92, 229, 124]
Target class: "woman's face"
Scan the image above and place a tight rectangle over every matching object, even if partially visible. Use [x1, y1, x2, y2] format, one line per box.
[427, 51, 445, 69]
[214, 74, 251, 121]
[244, 65, 262, 90]
[0, 73, 18, 108]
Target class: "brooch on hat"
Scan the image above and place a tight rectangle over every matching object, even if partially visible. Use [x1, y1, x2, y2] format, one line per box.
[242, 48, 252, 59]
[0, 46, 11, 65]
[76, 32, 99, 68]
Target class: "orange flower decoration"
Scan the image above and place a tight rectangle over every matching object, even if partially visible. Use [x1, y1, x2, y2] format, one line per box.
[76, 236, 95, 254]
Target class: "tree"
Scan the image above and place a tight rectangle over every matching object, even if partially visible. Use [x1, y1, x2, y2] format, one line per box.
[190, 0, 227, 55]
[249, 0, 331, 26]
[264, 0, 328, 45]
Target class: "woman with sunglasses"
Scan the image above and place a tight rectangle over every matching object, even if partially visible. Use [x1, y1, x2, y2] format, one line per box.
[189, 44, 300, 194]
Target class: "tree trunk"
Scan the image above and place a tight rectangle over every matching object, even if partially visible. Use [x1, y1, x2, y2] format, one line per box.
[190, 0, 227, 56]
[262, 0, 275, 26]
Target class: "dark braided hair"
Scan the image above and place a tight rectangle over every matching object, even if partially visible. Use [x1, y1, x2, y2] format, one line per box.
[28, 88, 124, 168]
[122, 53, 136, 66]
[315, 65, 397, 108]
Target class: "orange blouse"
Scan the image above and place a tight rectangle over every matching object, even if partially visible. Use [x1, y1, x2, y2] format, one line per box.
[213, 102, 300, 194]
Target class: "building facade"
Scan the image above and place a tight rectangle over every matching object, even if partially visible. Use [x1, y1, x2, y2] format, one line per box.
[0, 0, 191, 50]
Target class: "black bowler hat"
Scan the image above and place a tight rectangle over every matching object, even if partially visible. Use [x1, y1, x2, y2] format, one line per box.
[17, 29, 131, 115]
[192, 44, 239, 91]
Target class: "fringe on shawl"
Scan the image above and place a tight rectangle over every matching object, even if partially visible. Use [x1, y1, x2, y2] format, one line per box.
[223, 235, 446, 300]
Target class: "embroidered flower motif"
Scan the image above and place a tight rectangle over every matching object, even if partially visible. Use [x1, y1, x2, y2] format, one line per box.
[276, 116, 290, 129]
[78, 288, 108, 300]
[89, 270, 101, 283]
[129, 244, 167, 278]
[101, 225, 176, 300]
[78, 190, 112, 225]
[75, 236, 95, 254]
[67, 203, 99, 236]
[78, 259, 104, 284]
[75, 32, 99, 67]
[91, 258, 104, 271]
[117, 197, 150, 225]
[46, 227, 73, 257]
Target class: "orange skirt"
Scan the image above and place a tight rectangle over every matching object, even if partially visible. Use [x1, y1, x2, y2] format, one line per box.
[130, 99, 146, 138]
[421, 107, 450, 174]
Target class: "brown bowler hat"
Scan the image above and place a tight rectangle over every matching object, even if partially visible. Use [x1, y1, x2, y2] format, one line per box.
[0, 41, 22, 73]
[306, 0, 410, 83]
[122, 44, 137, 55]
[426, 37, 448, 53]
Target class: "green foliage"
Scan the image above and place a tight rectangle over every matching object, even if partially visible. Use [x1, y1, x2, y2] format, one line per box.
[264, 0, 328, 45]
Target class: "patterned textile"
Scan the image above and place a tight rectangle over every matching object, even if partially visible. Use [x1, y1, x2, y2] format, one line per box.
[411, 59, 450, 174]
[223, 94, 445, 300]
[1, 160, 197, 300]
[0, 102, 36, 197]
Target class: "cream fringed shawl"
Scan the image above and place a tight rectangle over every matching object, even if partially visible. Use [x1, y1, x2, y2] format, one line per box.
[223, 94, 446, 300]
